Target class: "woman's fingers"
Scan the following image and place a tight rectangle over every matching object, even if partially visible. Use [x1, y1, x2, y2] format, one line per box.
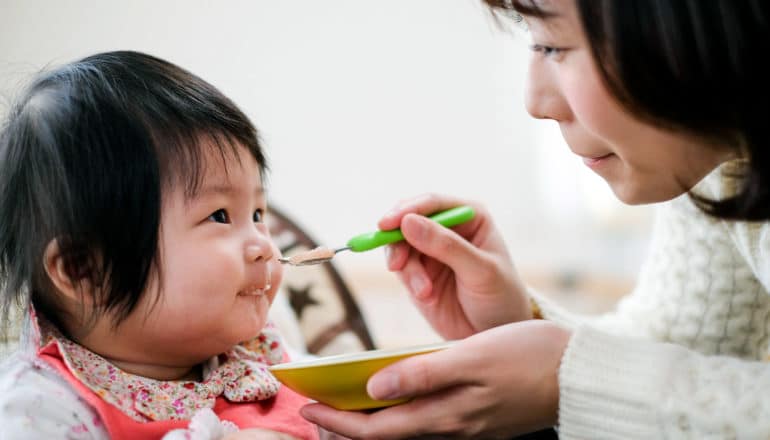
[302, 376, 476, 440]
[399, 214, 489, 281]
[384, 242, 409, 271]
[302, 322, 570, 439]
[301, 405, 374, 439]
[302, 390, 470, 440]
[301, 345, 474, 438]
[392, 243, 433, 300]
[366, 346, 469, 400]
[377, 193, 470, 231]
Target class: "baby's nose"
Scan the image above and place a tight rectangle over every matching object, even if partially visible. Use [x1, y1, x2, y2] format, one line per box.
[245, 242, 273, 262]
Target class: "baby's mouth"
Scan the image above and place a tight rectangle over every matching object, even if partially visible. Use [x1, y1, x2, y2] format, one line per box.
[238, 284, 269, 297]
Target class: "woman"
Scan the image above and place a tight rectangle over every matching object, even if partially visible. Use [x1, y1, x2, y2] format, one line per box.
[302, 0, 770, 438]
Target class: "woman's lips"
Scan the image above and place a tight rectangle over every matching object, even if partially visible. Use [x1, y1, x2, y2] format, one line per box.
[582, 153, 614, 168]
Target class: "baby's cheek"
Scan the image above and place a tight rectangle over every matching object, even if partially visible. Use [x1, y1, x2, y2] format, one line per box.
[270, 241, 283, 277]
[267, 258, 283, 305]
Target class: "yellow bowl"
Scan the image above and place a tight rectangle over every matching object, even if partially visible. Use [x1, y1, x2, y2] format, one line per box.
[269, 341, 455, 410]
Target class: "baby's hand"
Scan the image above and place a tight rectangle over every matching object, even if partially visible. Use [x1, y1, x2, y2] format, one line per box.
[222, 428, 300, 440]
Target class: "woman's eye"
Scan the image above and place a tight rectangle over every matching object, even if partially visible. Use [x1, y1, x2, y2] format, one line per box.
[530, 44, 565, 58]
[253, 209, 264, 223]
[208, 209, 230, 224]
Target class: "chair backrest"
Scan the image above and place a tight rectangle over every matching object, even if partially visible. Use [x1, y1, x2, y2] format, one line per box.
[267, 205, 376, 355]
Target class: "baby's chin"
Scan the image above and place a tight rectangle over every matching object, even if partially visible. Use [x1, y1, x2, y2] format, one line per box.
[175, 323, 271, 363]
[230, 310, 269, 343]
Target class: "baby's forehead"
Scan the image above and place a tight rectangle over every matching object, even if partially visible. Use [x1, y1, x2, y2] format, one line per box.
[163, 137, 264, 193]
[169, 150, 264, 204]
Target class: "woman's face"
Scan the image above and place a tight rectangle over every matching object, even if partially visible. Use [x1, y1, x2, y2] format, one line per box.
[521, 0, 731, 204]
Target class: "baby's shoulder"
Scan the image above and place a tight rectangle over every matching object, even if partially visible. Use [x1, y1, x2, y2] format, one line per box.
[0, 351, 66, 392]
[0, 353, 108, 438]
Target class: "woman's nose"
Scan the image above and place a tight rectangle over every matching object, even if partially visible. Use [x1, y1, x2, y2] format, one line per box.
[524, 59, 569, 121]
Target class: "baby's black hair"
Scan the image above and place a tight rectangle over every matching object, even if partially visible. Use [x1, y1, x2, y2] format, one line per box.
[0, 50, 267, 335]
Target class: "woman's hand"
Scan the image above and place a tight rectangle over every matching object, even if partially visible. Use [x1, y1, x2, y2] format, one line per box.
[301, 320, 571, 439]
[379, 194, 531, 339]
[222, 428, 300, 439]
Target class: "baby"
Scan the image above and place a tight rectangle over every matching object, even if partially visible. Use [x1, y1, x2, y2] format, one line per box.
[0, 51, 317, 439]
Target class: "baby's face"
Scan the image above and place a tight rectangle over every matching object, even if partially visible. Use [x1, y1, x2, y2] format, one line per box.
[116, 141, 282, 365]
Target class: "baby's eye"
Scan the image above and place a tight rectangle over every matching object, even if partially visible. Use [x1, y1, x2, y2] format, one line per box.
[208, 209, 230, 224]
[253, 209, 264, 223]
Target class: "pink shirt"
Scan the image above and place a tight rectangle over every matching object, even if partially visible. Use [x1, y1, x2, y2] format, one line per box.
[0, 310, 318, 439]
[40, 341, 317, 439]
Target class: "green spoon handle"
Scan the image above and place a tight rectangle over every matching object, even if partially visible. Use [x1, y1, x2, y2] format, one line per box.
[345, 205, 475, 252]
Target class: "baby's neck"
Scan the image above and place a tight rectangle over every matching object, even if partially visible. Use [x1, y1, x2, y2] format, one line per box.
[70, 325, 203, 382]
[61, 311, 206, 382]
[103, 357, 203, 382]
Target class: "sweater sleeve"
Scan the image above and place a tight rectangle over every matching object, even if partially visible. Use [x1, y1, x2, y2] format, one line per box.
[529, 164, 770, 438]
[559, 325, 770, 439]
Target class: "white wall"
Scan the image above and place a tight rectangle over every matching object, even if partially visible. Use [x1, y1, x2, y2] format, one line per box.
[0, 0, 653, 291]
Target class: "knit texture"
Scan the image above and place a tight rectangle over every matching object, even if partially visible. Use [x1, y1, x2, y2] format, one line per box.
[534, 163, 770, 438]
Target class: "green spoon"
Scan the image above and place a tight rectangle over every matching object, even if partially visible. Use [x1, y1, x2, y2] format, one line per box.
[278, 205, 475, 266]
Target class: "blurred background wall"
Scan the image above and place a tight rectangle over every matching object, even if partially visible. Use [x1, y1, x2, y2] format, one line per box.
[0, 0, 654, 347]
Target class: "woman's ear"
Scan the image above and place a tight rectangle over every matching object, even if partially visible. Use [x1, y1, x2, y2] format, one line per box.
[43, 239, 94, 303]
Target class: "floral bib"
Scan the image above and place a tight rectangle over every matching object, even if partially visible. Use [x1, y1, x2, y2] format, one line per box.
[34, 313, 285, 422]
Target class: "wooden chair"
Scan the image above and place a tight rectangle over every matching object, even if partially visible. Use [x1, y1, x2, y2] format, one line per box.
[267, 205, 376, 355]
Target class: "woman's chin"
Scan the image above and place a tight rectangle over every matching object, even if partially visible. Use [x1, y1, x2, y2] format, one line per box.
[609, 178, 688, 205]
[610, 185, 652, 205]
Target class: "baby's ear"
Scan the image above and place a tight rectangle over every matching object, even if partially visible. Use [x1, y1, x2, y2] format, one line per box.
[43, 239, 96, 303]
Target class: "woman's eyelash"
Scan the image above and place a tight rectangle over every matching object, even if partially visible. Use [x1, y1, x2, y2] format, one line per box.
[529, 44, 565, 57]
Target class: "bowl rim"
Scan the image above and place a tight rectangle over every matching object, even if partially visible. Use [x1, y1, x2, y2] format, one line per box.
[269, 340, 456, 371]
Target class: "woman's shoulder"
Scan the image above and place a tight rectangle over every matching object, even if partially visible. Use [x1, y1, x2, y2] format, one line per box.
[692, 159, 745, 202]
[682, 160, 770, 289]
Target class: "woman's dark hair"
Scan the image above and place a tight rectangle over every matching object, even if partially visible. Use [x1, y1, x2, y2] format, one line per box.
[0, 50, 267, 335]
[485, 0, 770, 221]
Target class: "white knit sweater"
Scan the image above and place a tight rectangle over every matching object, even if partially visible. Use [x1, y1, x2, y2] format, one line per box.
[534, 162, 770, 439]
